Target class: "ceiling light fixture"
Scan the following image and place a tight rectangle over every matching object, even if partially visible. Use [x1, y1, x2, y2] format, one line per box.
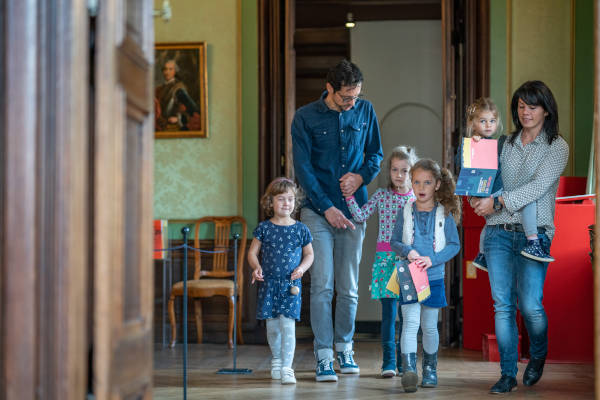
[345, 12, 355, 28]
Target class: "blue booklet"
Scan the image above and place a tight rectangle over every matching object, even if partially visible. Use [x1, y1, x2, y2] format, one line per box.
[455, 138, 498, 197]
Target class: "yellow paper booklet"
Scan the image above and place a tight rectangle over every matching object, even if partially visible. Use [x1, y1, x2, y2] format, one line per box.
[386, 268, 400, 295]
[386, 261, 431, 302]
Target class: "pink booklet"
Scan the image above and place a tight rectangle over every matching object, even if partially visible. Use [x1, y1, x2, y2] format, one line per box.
[408, 262, 431, 302]
[462, 137, 498, 169]
[455, 137, 499, 196]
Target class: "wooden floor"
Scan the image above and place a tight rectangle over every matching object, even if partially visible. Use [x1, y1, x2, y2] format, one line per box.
[154, 341, 594, 399]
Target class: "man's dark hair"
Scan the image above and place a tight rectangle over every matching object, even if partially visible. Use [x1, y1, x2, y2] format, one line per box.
[326, 59, 363, 92]
[509, 80, 560, 145]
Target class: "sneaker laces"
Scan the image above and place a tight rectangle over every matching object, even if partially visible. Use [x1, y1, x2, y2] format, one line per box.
[340, 350, 355, 365]
[318, 358, 334, 371]
[282, 368, 294, 378]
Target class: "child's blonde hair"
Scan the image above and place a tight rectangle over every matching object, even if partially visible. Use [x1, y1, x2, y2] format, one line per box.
[387, 146, 419, 191]
[260, 177, 304, 217]
[465, 97, 503, 138]
[411, 159, 461, 224]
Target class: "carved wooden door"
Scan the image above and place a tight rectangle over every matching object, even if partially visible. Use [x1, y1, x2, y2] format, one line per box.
[93, 0, 155, 398]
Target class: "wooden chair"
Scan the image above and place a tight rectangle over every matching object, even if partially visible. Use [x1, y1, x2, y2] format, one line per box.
[168, 216, 247, 348]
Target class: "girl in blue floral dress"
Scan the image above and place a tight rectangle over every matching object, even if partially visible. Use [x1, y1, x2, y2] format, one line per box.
[248, 177, 314, 385]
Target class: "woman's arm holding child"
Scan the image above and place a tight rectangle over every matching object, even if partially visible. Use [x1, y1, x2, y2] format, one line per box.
[291, 243, 314, 280]
[247, 238, 264, 283]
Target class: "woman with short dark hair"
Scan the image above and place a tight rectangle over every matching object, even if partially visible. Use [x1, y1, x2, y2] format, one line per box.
[471, 81, 569, 394]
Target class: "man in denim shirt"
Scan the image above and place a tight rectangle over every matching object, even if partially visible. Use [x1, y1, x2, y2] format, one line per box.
[291, 60, 383, 382]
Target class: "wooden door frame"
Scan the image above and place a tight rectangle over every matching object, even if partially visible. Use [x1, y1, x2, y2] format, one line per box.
[258, 0, 295, 221]
[441, 0, 490, 347]
[93, 0, 154, 397]
[0, 1, 90, 398]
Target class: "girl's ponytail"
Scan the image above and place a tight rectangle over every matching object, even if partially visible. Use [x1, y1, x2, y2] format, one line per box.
[437, 168, 461, 224]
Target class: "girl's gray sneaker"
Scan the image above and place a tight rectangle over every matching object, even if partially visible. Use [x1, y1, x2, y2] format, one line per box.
[271, 359, 282, 380]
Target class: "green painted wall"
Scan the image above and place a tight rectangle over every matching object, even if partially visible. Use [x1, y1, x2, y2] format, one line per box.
[153, 0, 259, 238]
[242, 0, 259, 236]
[574, 0, 595, 177]
[511, 0, 572, 174]
[490, 0, 594, 177]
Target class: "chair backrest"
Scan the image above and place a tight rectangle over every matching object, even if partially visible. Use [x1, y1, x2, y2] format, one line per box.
[192, 216, 247, 289]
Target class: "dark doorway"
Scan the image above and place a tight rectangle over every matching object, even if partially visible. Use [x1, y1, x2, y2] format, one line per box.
[258, 0, 490, 348]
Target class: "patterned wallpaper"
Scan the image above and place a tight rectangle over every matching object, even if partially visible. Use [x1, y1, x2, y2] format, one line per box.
[153, 0, 239, 219]
[153, 137, 237, 218]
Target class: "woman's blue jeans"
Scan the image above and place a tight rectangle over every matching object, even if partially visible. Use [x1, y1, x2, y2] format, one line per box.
[484, 226, 550, 378]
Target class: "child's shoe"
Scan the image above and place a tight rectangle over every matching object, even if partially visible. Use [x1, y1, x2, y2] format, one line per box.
[381, 366, 396, 378]
[401, 353, 418, 393]
[271, 358, 282, 380]
[472, 253, 488, 272]
[315, 358, 338, 382]
[281, 367, 296, 384]
[421, 351, 438, 388]
[521, 239, 554, 263]
[336, 349, 360, 374]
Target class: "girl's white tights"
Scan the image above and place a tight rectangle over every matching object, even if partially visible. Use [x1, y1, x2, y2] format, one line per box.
[401, 303, 439, 354]
[266, 315, 296, 368]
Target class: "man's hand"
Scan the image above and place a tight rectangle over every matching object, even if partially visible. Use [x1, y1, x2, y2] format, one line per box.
[339, 172, 363, 197]
[324, 206, 356, 230]
[473, 197, 494, 216]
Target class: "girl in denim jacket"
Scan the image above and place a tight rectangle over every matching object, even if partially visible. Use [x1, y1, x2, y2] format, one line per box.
[390, 159, 461, 392]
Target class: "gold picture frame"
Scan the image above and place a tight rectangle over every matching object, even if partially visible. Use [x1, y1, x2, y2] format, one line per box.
[154, 42, 208, 138]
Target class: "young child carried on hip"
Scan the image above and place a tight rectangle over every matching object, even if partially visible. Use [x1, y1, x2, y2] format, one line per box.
[345, 145, 417, 378]
[463, 98, 553, 272]
[247, 177, 314, 385]
[390, 159, 461, 393]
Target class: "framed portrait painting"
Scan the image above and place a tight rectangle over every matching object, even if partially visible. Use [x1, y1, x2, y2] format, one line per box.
[154, 42, 208, 138]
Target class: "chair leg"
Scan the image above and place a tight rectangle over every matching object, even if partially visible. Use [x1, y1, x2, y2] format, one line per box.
[168, 295, 177, 348]
[194, 300, 203, 344]
[236, 296, 244, 345]
[227, 296, 234, 349]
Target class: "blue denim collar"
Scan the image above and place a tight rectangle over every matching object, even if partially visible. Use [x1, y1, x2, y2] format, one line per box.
[316, 91, 330, 113]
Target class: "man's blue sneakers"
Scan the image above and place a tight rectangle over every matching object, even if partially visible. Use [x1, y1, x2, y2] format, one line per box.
[336, 350, 360, 374]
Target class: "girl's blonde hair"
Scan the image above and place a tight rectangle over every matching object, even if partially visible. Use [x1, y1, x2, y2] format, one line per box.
[411, 159, 461, 224]
[465, 97, 503, 138]
[260, 177, 304, 217]
[387, 146, 419, 191]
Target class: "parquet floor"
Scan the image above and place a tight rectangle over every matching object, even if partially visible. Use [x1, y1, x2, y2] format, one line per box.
[154, 341, 594, 399]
